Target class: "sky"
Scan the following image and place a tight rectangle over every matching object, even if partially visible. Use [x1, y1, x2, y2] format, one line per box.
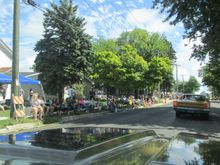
[0, 0, 207, 92]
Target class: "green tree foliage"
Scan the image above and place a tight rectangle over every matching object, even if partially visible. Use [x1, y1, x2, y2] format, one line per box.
[153, 0, 220, 61]
[118, 45, 148, 89]
[91, 28, 175, 94]
[202, 62, 220, 96]
[117, 28, 175, 61]
[91, 51, 124, 88]
[145, 57, 173, 91]
[183, 76, 200, 93]
[91, 45, 148, 90]
[34, 0, 93, 96]
[153, 1, 220, 94]
[92, 38, 118, 54]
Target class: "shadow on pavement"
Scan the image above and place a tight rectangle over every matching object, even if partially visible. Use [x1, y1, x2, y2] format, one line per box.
[69, 105, 220, 137]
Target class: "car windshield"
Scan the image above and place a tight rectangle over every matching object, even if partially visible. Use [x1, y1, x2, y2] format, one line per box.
[181, 95, 206, 101]
[1, 0, 220, 165]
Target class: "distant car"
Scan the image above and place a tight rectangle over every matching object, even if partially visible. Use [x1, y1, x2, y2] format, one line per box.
[173, 94, 210, 119]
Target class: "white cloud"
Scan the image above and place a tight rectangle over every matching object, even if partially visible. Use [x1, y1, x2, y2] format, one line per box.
[126, 8, 174, 33]
[0, 0, 12, 19]
[98, 5, 112, 14]
[20, 10, 44, 41]
[85, 16, 98, 37]
[138, 0, 144, 3]
[0, 50, 11, 67]
[115, 1, 122, 5]
[19, 46, 36, 72]
[174, 37, 208, 92]
[175, 38, 201, 80]
[91, 0, 105, 3]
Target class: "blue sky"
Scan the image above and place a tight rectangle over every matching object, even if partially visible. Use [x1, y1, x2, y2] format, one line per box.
[0, 0, 207, 92]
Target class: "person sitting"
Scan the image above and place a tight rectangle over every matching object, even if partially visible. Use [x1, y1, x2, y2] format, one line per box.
[44, 99, 54, 116]
[77, 97, 85, 111]
[31, 94, 44, 120]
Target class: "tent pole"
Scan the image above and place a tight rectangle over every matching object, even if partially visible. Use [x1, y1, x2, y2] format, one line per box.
[40, 84, 46, 101]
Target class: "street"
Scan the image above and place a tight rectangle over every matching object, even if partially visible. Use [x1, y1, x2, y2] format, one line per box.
[66, 102, 220, 138]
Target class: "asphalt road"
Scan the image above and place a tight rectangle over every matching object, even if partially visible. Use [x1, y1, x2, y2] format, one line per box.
[67, 102, 220, 138]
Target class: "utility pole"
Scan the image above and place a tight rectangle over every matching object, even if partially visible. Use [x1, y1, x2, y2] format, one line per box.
[11, 0, 20, 118]
[181, 74, 184, 93]
[173, 63, 180, 94]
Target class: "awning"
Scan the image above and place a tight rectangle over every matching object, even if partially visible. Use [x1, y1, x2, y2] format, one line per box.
[0, 73, 41, 85]
[19, 75, 41, 85]
[0, 73, 11, 84]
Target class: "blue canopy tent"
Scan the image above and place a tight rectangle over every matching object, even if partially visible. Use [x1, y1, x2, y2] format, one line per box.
[0, 73, 12, 84]
[0, 74, 41, 85]
[0, 73, 45, 101]
[19, 75, 41, 85]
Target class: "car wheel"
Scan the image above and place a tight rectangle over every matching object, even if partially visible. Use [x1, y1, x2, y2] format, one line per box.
[176, 111, 181, 118]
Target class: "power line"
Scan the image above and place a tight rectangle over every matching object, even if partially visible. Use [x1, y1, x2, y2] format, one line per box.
[23, 0, 46, 12]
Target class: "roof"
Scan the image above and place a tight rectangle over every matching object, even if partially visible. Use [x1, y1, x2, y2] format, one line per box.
[0, 39, 12, 60]
[0, 67, 12, 73]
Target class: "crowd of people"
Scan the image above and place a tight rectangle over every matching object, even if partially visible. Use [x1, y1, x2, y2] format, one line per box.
[17, 86, 160, 120]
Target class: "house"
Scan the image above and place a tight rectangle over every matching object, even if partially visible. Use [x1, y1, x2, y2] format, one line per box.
[0, 39, 12, 68]
[0, 39, 44, 102]
[0, 39, 12, 102]
[0, 38, 93, 101]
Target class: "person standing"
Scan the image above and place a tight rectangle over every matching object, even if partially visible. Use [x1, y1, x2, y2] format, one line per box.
[29, 88, 34, 101]
[19, 87, 24, 98]
[67, 86, 75, 99]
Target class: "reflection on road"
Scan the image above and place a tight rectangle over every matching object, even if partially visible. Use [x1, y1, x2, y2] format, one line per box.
[0, 128, 157, 165]
[0, 127, 140, 150]
[155, 133, 220, 165]
[0, 128, 220, 165]
[89, 138, 168, 165]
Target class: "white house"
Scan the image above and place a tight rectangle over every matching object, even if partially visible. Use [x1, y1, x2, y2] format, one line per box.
[0, 39, 12, 69]
[0, 39, 12, 102]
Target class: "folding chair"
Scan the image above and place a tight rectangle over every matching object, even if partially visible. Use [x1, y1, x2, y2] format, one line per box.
[12, 95, 25, 119]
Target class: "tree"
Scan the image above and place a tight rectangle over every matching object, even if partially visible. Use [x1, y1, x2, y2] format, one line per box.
[184, 76, 200, 93]
[117, 28, 176, 61]
[34, 0, 93, 97]
[153, 1, 220, 95]
[92, 38, 118, 54]
[202, 63, 220, 96]
[118, 45, 148, 90]
[152, 0, 220, 61]
[91, 51, 124, 89]
[145, 57, 173, 93]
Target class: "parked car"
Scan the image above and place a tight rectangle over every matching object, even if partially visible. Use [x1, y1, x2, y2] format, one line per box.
[173, 94, 210, 119]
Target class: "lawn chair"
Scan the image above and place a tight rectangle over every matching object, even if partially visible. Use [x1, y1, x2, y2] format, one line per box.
[12, 95, 25, 119]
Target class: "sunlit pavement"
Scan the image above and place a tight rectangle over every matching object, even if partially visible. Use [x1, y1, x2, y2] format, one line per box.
[62, 102, 220, 138]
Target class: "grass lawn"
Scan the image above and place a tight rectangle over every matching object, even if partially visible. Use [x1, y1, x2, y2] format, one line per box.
[0, 109, 10, 117]
[0, 110, 40, 129]
[0, 110, 63, 129]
